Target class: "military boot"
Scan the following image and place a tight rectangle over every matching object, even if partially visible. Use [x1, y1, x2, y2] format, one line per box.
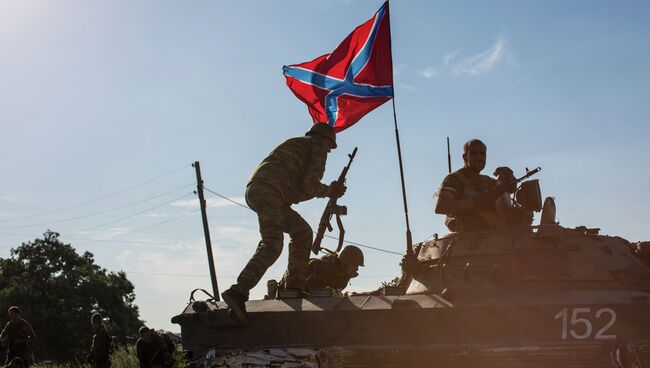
[221, 288, 250, 325]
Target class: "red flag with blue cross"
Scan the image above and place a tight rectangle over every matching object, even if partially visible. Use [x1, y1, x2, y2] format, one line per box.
[282, 2, 393, 133]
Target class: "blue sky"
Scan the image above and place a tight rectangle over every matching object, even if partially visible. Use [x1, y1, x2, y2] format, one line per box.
[1, 0, 649, 332]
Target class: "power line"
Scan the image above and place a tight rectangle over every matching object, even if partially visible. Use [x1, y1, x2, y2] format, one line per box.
[0, 164, 191, 224]
[203, 187, 251, 210]
[203, 186, 402, 256]
[124, 271, 397, 279]
[72, 210, 200, 247]
[79, 192, 195, 231]
[0, 183, 195, 230]
[0, 230, 198, 250]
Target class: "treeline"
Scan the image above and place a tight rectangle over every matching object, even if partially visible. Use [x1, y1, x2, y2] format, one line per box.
[0, 231, 142, 363]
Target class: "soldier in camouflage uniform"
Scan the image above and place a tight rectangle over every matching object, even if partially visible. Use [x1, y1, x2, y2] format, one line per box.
[435, 139, 515, 232]
[87, 314, 111, 368]
[305, 246, 364, 290]
[0, 307, 35, 368]
[279, 245, 365, 290]
[222, 122, 346, 324]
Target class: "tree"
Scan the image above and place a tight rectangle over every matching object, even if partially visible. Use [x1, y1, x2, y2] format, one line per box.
[0, 231, 142, 362]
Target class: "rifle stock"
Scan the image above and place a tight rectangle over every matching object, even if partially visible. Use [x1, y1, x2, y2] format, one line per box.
[312, 147, 358, 255]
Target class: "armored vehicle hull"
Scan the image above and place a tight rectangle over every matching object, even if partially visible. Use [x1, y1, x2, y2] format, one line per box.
[173, 227, 650, 367]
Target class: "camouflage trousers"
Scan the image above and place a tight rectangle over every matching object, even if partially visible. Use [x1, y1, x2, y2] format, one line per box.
[232, 181, 312, 299]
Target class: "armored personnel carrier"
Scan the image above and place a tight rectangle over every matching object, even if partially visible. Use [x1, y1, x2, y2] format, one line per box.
[172, 178, 650, 368]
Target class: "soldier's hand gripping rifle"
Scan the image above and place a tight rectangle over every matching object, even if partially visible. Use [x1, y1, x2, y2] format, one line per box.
[312, 147, 358, 255]
[475, 167, 542, 225]
[487, 166, 541, 200]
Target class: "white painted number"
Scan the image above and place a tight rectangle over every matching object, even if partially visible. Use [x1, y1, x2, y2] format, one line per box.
[554, 307, 617, 340]
[594, 308, 617, 340]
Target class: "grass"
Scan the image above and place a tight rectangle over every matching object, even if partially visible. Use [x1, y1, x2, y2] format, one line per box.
[32, 345, 184, 368]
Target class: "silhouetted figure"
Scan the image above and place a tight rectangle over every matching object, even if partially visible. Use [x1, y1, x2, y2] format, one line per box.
[435, 139, 516, 231]
[136, 327, 172, 368]
[0, 307, 35, 368]
[222, 122, 345, 324]
[87, 314, 111, 368]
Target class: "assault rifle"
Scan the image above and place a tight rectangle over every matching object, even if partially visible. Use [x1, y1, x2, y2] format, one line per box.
[476, 166, 542, 227]
[312, 147, 358, 255]
[486, 166, 542, 200]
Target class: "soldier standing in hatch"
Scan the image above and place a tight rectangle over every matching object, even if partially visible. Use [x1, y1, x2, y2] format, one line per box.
[222, 122, 346, 324]
[87, 314, 111, 368]
[434, 139, 516, 232]
[0, 307, 35, 368]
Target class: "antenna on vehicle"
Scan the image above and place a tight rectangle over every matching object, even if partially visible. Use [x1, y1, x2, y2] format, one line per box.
[447, 137, 452, 174]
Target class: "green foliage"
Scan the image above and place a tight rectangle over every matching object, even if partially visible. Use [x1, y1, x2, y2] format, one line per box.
[380, 276, 400, 288]
[109, 345, 139, 368]
[0, 231, 142, 363]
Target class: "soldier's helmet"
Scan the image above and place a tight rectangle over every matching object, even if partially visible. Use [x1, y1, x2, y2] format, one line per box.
[339, 245, 364, 267]
[306, 122, 337, 148]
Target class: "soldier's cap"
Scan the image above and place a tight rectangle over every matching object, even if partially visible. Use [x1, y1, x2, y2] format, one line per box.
[138, 326, 150, 336]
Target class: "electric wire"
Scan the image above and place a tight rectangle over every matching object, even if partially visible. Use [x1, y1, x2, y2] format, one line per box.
[79, 192, 195, 231]
[203, 187, 250, 210]
[124, 271, 396, 279]
[0, 164, 190, 224]
[0, 183, 195, 230]
[203, 186, 402, 256]
[71, 211, 200, 247]
[0, 229, 195, 249]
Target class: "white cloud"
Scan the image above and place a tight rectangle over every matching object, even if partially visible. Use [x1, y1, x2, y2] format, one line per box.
[171, 197, 246, 208]
[397, 83, 417, 92]
[452, 39, 505, 77]
[418, 66, 439, 79]
[0, 195, 18, 204]
[443, 51, 458, 66]
[393, 64, 408, 77]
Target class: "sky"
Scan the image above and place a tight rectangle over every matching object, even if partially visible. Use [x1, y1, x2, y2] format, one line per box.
[1, 0, 649, 332]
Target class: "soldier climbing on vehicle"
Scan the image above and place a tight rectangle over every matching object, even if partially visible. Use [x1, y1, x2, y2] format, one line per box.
[222, 122, 347, 325]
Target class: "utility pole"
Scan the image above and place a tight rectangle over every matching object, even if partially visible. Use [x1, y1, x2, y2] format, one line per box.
[193, 161, 220, 301]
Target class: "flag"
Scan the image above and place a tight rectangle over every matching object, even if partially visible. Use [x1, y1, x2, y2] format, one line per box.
[282, 2, 393, 133]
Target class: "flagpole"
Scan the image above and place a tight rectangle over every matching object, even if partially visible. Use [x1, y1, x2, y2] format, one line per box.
[386, 1, 414, 256]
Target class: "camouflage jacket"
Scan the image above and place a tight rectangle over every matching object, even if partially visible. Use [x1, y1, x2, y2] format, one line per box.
[439, 167, 498, 231]
[306, 255, 351, 290]
[248, 136, 330, 204]
[0, 319, 34, 350]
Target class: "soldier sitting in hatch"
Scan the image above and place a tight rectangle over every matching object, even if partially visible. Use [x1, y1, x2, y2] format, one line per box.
[435, 139, 516, 232]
